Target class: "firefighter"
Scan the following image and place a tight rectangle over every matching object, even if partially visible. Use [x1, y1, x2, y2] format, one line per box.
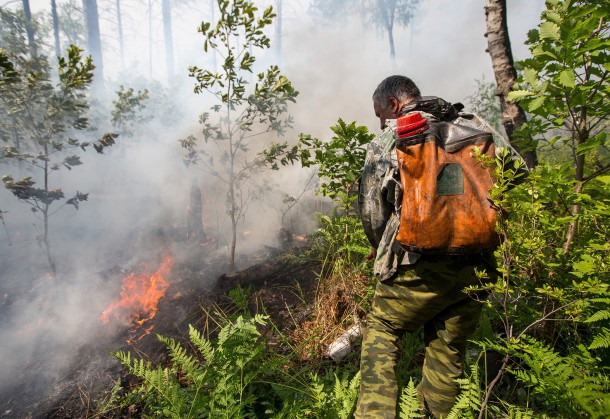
[356, 75, 502, 418]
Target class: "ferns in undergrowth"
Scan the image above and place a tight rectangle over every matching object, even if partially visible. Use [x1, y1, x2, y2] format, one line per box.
[330, 370, 360, 418]
[480, 335, 610, 418]
[286, 370, 360, 418]
[446, 364, 482, 419]
[112, 314, 271, 418]
[589, 327, 610, 351]
[584, 295, 610, 351]
[110, 312, 366, 418]
[398, 378, 424, 418]
[309, 214, 371, 266]
[111, 351, 188, 418]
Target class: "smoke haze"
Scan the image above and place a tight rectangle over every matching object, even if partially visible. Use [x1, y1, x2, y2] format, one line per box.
[1, 0, 544, 415]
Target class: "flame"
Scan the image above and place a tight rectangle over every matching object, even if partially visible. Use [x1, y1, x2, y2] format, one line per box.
[101, 256, 173, 343]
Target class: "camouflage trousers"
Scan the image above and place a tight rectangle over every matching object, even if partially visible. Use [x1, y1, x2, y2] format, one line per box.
[355, 254, 495, 419]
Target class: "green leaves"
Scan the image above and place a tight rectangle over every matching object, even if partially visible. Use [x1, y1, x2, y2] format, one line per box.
[558, 69, 575, 87]
[2, 175, 65, 204]
[65, 191, 88, 210]
[539, 21, 560, 41]
[398, 378, 425, 418]
[111, 86, 150, 135]
[262, 119, 374, 212]
[58, 45, 94, 89]
[190, 0, 277, 105]
[477, 336, 610, 418]
[507, 90, 535, 102]
[511, 0, 610, 187]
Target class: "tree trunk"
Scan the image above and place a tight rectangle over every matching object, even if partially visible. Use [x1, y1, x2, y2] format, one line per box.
[387, 25, 395, 61]
[276, 0, 282, 65]
[82, 0, 104, 93]
[42, 144, 56, 274]
[51, 0, 61, 57]
[22, 0, 37, 57]
[116, 0, 125, 71]
[148, 0, 153, 78]
[210, 0, 217, 71]
[187, 180, 205, 243]
[484, 0, 537, 169]
[377, 0, 395, 60]
[563, 128, 586, 252]
[229, 157, 237, 272]
[162, 0, 174, 80]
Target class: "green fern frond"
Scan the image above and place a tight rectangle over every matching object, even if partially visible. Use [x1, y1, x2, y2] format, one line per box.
[586, 297, 610, 305]
[499, 335, 610, 417]
[331, 371, 360, 418]
[188, 324, 215, 361]
[109, 314, 277, 418]
[307, 372, 329, 412]
[157, 334, 206, 387]
[586, 309, 610, 323]
[113, 349, 186, 417]
[505, 404, 534, 419]
[398, 378, 424, 418]
[447, 364, 482, 419]
[589, 327, 610, 350]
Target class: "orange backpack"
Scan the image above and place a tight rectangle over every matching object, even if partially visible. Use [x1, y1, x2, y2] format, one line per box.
[394, 111, 501, 254]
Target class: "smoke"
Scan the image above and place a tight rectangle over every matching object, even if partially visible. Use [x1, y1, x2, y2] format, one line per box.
[1, 0, 545, 415]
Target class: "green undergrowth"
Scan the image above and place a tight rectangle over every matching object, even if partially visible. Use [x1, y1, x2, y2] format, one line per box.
[100, 187, 610, 417]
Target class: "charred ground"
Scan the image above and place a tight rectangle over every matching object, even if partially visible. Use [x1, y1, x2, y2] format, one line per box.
[26, 244, 323, 419]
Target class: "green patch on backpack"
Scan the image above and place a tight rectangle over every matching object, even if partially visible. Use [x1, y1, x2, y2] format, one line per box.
[437, 163, 463, 196]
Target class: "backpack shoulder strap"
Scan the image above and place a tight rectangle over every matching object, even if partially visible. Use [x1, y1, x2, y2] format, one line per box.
[395, 119, 492, 153]
[399, 96, 464, 121]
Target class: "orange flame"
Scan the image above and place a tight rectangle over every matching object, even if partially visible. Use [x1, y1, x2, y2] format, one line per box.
[101, 256, 173, 343]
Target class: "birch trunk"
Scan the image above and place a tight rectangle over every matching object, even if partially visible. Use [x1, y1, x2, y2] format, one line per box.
[116, 0, 125, 71]
[51, 0, 61, 57]
[22, 0, 37, 57]
[162, 0, 174, 80]
[82, 0, 104, 93]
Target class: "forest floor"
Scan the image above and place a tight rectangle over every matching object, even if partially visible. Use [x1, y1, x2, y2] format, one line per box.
[36, 244, 323, 419]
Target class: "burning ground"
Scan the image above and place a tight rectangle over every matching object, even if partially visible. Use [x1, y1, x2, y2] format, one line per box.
[0, 224, 325, 418]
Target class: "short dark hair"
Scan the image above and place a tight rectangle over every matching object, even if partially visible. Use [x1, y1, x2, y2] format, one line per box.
[372, 75, 421, 108]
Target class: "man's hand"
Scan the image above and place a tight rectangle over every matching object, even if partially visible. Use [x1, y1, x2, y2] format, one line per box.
[366, 248, 377, 261]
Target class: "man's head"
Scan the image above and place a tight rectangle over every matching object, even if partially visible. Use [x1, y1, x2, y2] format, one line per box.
[372, 75, 421, 130]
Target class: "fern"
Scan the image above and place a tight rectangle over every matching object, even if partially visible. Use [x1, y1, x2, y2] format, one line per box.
[157, 334, 206, 387]
[398, 378, 424, 418]
[280, 369, 360, 419]
[446, 364, 482, 419]
[588, 327, 610, 350]
[505, 404, 534, 419]
[112, 350, 186, 418]
[331, 371, 360, 418]
[95, 379, 126, 417]
[481, 335, 610, 418]
[307, 372, 330, 415]
[188, 324, 215, 364]
[111, 314, 272, 418]
[584, 295, 610, 350]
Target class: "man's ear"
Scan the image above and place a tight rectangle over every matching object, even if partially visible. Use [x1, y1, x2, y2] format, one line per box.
[388, 97, 400, 115]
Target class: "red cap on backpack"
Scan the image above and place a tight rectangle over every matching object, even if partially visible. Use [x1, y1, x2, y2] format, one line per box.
[396, 112, 428, 139]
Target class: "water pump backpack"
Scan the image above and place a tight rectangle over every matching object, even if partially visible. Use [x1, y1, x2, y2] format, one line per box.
[393, 109, 501, 254]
